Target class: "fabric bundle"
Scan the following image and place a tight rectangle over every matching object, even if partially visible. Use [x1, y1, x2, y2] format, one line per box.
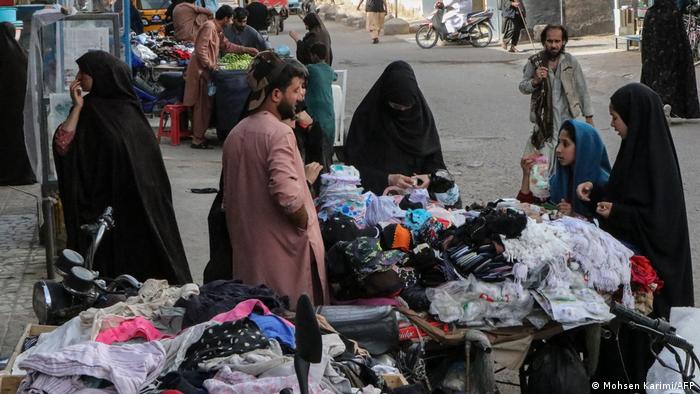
[317, 165, 368, 225]
[502, 218, 571, 282]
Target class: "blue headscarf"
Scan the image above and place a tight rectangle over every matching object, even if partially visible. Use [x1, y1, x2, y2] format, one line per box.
[549, 120, 611, 218]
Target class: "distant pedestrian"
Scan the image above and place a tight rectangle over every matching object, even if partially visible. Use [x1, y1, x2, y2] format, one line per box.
[501, 0, 526, 52]
[519, 24, 593, 175]
[641, 0, 700, 118]
[357, 0, 387, 44]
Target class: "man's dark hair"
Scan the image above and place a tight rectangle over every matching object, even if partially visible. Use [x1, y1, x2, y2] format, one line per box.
[310, 43, 327, 62]
[540, 24, 568, 45]
[216, 4, 235, 20]
[233, 7, 249, 20]
[1, 21, 16, 38]
[265, 60, 308, 97]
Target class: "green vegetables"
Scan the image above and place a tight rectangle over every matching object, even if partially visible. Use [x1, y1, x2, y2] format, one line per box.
[219, 53, 254, 70]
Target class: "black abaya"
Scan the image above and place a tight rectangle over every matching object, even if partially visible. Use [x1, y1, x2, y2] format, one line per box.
[592, 83, 694, 390]
[345, 61, 446, 194]
[0, 24, 36, 186]
[54, 51, 192, 285]
[296, 13, 333, 66]
[641, 0, 700, 119]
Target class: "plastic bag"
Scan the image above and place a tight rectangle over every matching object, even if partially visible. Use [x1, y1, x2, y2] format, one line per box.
[529, 155, 550, 199]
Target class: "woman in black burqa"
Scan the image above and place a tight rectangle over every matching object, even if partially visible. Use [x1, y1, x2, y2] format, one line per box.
[579, 83, 694, 387]
[641, 0, 700, 118]
[53, 51, 192, 285]
[292, 13, 333, 66]
[345, 61, 446, 195]
[0, 22, 36, 186]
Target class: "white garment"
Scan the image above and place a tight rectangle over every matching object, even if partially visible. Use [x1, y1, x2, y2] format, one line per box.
[442, 0, 473, 33]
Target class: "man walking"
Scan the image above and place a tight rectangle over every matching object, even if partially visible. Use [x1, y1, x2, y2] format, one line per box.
[183, 5, 258, 149]
[357, 0, 387, 44]
[519, 24, 593, 174]
[501, 0, 526, 52]
[222, 52, 328, 306]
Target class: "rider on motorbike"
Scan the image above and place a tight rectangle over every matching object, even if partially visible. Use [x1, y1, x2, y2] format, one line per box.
[442, 0, 472, 38]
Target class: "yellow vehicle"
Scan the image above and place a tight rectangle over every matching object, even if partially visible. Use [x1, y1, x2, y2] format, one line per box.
[133, 0, 170, 33]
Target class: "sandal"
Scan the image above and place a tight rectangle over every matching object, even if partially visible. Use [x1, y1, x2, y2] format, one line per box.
[190, 142, 213, 150]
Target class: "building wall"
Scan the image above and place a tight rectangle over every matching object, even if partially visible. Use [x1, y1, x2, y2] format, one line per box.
[519, 0, 614, 36]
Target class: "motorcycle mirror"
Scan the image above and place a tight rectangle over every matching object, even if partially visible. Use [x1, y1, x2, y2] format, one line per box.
[55, 249, 85, 277]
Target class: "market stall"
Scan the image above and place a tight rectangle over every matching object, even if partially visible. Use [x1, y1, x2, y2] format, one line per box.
[0, 162, 663, 393]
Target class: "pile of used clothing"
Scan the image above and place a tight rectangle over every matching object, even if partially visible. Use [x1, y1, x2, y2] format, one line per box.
[132, 33, 194, 67]
[11, 280, 389, 393]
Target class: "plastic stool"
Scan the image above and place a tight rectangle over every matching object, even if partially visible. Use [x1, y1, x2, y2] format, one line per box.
[157, 104, 192, 146]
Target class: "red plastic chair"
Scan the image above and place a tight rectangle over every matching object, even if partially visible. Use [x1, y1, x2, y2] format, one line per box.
[157, 104, 192, 146]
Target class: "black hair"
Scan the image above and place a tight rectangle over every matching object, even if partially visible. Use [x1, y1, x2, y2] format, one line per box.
[309, 43, 327, 62]
[265, 60, 308, 97]
[216, 4, 235, 20]
[1, 21, 16, 38]
[559, 122, 576, 143]
[233, 7, 249, 20]
[540, 24, 569, 45]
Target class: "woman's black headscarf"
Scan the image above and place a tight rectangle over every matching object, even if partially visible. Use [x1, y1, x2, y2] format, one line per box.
[640, 0, 700, 118]
[296, 13, 333, 65]
[0, 23, 36, 185]
[54, 51, 192, 285]
[606, 82, 693, 318]
[345, 61, 445, 193]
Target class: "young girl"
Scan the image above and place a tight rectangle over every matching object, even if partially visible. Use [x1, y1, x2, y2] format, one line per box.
[518, 119, 611, 219]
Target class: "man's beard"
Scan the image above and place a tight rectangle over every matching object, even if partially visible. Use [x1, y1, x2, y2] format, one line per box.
[544, 46, 565, 60]
[235, 25, 245, 31]
[278, 100, 296, 120]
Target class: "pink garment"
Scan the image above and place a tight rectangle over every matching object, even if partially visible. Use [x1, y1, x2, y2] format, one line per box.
[95, 316, 172, 345]
[222, 111, 328, 307]
[211, 299, 293, 328]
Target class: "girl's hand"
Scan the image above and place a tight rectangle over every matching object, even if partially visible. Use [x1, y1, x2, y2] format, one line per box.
[596, 201, 613, 219]
[69, 79, 84, 108]
[557, 199, 572, 216]
[520, 155, 535, 174]
[577, 181, 593, 202]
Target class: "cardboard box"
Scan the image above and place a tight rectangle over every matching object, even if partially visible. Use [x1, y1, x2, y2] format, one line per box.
[0, 375, 23, 394]
[2, 324, 57, 375]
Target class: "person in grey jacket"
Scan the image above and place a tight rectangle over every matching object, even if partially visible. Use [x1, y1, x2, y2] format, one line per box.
[519, 24, 593, 175]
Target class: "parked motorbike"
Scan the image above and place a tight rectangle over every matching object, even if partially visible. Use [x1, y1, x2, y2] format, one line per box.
[415, 2, 494, 49]
[33, 207, 142, 325]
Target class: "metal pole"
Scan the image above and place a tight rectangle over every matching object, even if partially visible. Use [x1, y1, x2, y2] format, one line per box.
[559, 0, 563, 24]
[395, 0, 398, 18]
[123, 0, 131, 69]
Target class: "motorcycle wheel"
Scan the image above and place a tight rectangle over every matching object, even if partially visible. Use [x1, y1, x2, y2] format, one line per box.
[469, 22, 493, 48]
[416, 25, 439, 49]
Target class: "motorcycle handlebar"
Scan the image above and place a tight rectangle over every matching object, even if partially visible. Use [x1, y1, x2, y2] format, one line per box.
[611, 303, 675, 335]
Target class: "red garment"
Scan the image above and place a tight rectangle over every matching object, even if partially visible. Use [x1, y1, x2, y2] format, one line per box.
[630, 255, 664, 293]
[53, 126, 76, 156]
[516, 190, 535, 203]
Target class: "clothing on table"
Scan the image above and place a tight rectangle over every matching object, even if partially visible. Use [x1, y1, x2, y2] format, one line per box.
[174, 280, 287, 328]
[222, 111, 328, 306]
[641, 0, 700, 118]
[173, 2, 212, 42]
[184, 20, 247, 145]
[0, 20, 36, 185]
[591, 83, 694, 388]
[18, 341, 166, 394]
[501, 0, 526, 47]
[180, 319, 271, 370]
[296, 13, 333, 65]
[53, 51, 192, 285]
[441, 0, 472, 34]
[209, 299, 297, 349]
[306, 62, 336, 166]
[519, 51, 593, 174]
[345, 61, 446, 194]
[95, 316, 173, 345]
[223, 24, 267, 51]
[204, 366, 334, 393]
[548, 119, 611, 218]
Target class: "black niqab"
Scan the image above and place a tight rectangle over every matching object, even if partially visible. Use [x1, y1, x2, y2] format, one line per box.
[54, 51, 192, 284]
[640, 0, 700, 118]
[296, 13, 333, 66]
[606, 83, 693, 317]
[0, 24, 36, 185]
[345, 61, 445, 194]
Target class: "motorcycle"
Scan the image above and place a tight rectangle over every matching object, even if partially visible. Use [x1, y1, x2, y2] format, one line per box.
[415, 2, 494, 49]
[33, 207, 143, 325]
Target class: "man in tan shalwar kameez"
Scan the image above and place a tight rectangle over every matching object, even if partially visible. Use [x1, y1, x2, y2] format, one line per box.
[222, 52, 328, 306]
[172, 0, 213, 43]
[183, 5, 257, 149]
